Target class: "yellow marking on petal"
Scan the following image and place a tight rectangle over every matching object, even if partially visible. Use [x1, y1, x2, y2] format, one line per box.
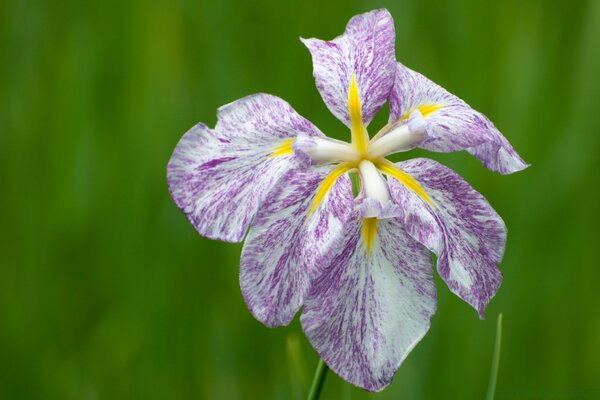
[362, 217, 378, 257]
[307, 163, 354, 218]
[402, 104, 443, 120]
[348, 73, 369, 154]
[418, 104, 443, 118]
[376, 161, 433, 206]
[270, 138, 295, 157]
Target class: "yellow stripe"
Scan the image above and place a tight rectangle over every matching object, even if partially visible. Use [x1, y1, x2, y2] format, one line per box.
[307, 163, 354, 218]
[361, 217, 378, 257]
[348, 73, 369, 153]
[418, 104, 443, 118]
[402, 104, 443, 120]
[270, 138, 295, 157]
[376, 161, 433, 206]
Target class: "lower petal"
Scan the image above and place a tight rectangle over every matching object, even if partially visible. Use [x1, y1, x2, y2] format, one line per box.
[301, 213, 436, 391]
[240, 166, 353, 327]
[388, 158, 506, 317]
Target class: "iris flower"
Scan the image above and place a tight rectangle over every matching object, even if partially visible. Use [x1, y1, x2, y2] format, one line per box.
[168, 9, 527, 392]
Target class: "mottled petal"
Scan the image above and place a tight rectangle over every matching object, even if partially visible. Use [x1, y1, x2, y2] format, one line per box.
[388, 158, 506, 317]
[389, 63, 528, 174]
[302, 9, 396, 127]
[240, 166, 353, 327]
[167, 94, 323, 242]
[301, 213, 436, 391]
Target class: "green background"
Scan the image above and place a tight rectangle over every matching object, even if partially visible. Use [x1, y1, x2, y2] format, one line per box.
[2, 0, 599, 398]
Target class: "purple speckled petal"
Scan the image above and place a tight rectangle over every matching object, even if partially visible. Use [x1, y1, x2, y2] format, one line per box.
[302, 9, 396, 127]
[167, 94, 323, 242]
[388, 158, 506, 318]
[240, 166, 353, 327]
[301, 212, 436, 392]
[389, 63, 528, 174]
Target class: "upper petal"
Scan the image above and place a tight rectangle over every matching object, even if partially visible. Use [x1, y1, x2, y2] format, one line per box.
[240, 166, 353, 327]
[167, 94, 323, 242]
[302, 9, 396, 127]
[389, 63, 528, 174]
[301, 213, 436, 391]
[388, 158, 506, 317]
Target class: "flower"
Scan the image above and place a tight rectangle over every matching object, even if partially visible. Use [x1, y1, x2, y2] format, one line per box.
[167, 9, 527, 392]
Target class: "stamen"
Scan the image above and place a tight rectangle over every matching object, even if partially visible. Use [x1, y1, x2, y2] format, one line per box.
[361, 217, 378, 257]
[348, 73, 369, 153]
[307, 163, 354, 218]
[375, 160, 433, 206]
[270, 138, 295, 157]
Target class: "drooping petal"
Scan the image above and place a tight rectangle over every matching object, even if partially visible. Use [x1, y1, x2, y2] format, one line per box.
[167, 94, 323, 242]
[240, 166, 353, 327]
[301, 9, 396, 127]
[389, 63, 528, 174]
[301, 213, 436, 392]
[387, 158, 506, 317]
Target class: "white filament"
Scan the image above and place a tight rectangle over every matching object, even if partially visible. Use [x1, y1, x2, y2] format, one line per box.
[301, 136, 361, 164]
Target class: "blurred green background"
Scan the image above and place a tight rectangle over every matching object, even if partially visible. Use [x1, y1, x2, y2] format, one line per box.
[1, 0, 599, 398]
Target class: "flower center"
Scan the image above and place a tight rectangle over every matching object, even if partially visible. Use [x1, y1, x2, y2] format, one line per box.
[287, 73, 435, 225]
[291, 72, 431, 168]
[270, 74, 437, 256]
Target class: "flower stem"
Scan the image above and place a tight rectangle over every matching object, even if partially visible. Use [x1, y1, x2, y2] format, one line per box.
[486, 313, 503, 400]
[307, 358, 328, 400]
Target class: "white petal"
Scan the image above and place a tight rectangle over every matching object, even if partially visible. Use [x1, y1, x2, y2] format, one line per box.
[240, 166, 353, 327]
[301, 213, 436, 391]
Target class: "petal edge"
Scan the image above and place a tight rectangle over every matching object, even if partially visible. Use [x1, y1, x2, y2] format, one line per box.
[302, 9, 396, 127]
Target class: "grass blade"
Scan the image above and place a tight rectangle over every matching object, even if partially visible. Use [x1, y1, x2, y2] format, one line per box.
[486, 313, 503, 400]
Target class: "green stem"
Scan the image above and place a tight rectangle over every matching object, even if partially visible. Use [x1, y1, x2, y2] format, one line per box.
[486, 313, 503, 400]
[307, 358, 329, 400]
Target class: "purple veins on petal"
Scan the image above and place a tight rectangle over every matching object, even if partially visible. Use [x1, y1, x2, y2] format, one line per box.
[240, 166, 353, 327]
[166, 7, 527, 392]
[301, 212, 436, 392]
[197, 156, 236, 171]
[389, 63, 528, 174]
[388, 158, 506, 318]
[167, 94, 323, 243]
[301, 9, 397, 127]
